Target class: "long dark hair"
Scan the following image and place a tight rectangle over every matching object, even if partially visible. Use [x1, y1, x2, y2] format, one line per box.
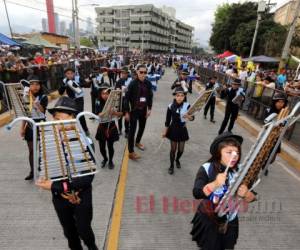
[208, 138, 242, 173]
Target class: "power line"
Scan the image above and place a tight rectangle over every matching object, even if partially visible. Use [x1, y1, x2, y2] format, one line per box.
[6, 0, 98, 26]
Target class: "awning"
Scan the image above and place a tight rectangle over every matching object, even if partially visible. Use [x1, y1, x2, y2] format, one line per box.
[243, 55, 279, 63]
[0, 33, 21, 47]
[22, 35, 60, 48]
[216, 50, 234, 59]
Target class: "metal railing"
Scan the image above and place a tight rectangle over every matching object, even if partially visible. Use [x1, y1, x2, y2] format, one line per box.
[195, 66, 300, 150]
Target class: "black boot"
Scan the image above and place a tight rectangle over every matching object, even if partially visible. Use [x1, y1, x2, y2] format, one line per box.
[108, 161, 115, 169]
[101, 159, 108, 168]
[168, 165, 174, 175]
[176, 160, 181, 169]
[88, 244, 99, 250]
[24, 172, 33, 180]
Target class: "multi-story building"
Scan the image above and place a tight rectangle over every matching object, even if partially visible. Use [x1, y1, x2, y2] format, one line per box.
[95, 4, 194, 54]
[41, 18, 48, 32]
[274, 0, 300, 26]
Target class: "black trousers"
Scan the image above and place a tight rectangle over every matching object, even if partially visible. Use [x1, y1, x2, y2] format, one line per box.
[204, 96, 216, 120]
[52, 188, 97, 250]
[108, 73, 116, 87]
[218, 104, 239, 134]
[76, 97, 88, 132]
[118, 115, 129, 134]
[91, 93, 96, 114]
[128, 109, 147, 153]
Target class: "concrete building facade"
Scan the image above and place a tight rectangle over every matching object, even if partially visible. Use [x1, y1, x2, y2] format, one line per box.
[274, 0, 300, 26]
[95, 4, 194, 54]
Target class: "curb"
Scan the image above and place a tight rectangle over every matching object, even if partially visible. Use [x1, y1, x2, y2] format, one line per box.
[216, 100, 300, 171]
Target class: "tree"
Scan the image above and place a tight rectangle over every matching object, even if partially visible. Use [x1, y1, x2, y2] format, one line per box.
[210, 2, 257, 53]
[210, 1, 288, 57]
[80, 37, 94, 48]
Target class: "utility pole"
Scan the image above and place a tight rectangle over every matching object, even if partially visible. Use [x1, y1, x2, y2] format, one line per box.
[249, 1, 267, 57]
[72, 0, 80, 49]
[3, 0, 13, 38]
[279, 0, 300, 70]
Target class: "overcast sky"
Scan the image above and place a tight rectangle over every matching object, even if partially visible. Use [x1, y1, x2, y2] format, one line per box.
[0, 0, 289, 47]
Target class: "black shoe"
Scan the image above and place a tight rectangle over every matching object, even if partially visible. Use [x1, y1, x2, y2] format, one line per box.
[204, 115, 207, 120]
[88, 245, 99, 250]
[168, 166, 174, 175]
[101, 160, 108, 168]
[108, 161, 115, 169]
[264, 169, 269, 176]
[210, 120, 216, 123]
[176, 160, 181, 169]
[25, 172, 33, 180]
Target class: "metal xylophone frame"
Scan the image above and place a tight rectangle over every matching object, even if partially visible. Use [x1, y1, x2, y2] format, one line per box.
[215, 101, 300, 217]
[6, 111, 101, 182]
[0, 81, 27, 117]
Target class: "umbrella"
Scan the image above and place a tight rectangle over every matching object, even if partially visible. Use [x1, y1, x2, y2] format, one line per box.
[225, 54, 237, 63]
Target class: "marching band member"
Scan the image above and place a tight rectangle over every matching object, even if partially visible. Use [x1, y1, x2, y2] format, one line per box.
[188, 64, 196, 93]
[204, 77, 218, 123]
[95, 83, 122, 169]
[218, 78, 245, 134]
[20, 75, 48, 180]
[191, 132, 256, 250]
[162, 87, 194, 175]
[86, 66, 105, 115]
[58, 67, 89, 134]
[171, 69, 189, 99]
[115, 67, 132, 137]
[36, 96, 98, 250]
[108, 57, 117, 87]
[264, 92, 288, 176]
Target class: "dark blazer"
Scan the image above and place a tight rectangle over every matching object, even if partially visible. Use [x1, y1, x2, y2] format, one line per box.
[124, 78, 153, 112]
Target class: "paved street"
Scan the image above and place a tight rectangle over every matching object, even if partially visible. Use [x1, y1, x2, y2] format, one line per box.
[0, 68, 300, 250]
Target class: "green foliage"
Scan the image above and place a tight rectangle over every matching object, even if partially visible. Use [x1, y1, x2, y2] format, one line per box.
[209, 1, 288, 57]
[80, 37, 94, 47]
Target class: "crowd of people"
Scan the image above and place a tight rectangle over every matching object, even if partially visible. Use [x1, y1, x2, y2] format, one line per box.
[197, 58, 300, 97]
[3, 51, 294, 250]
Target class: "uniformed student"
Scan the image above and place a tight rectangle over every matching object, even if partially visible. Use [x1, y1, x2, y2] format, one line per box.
[263, 92, 288, 176]
[95, 83, 122, 169]
[58, 67, 89, 134]
[36, 96, 98, 250]
[171, 69, 189, 93]
[218, 78, 245, 134]
[20, 75, 48, 180]
[204, 77, 217, 123]
[115, 67, 132, 137]
[86, 66, 105, 115]
[191, 132, 256, 250]
[162, 87, 194, 175]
